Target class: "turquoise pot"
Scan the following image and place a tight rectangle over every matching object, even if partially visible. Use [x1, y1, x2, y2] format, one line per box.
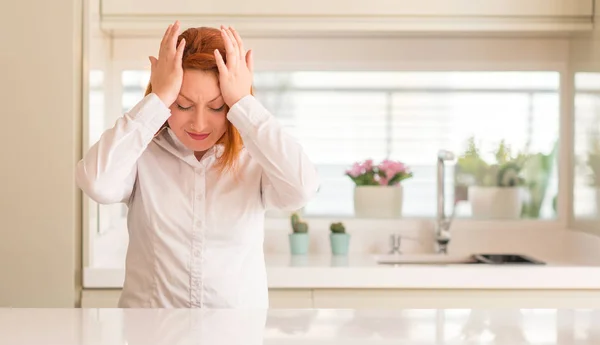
[289, 233, 309, 255]
[330, 233, 350, 255]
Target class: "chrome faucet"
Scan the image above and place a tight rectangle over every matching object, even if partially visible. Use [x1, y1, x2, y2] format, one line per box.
[436, 150, 456, 254]
[389, 234, 426, 255]
[389, 234, 402, 254]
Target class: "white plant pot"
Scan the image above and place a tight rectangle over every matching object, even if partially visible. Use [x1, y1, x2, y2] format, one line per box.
[469, 186, 523, 219]
[353, 185, 403, 218]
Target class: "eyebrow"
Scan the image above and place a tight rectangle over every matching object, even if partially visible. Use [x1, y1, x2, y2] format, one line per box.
[178, 93, 222, 103]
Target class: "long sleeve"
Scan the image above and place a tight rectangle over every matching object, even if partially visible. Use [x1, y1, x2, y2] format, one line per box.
[76, 93, 171, 204]
[227, 95, 320, 211]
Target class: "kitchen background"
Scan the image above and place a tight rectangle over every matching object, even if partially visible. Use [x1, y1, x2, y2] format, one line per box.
[3, 0, 600, 307]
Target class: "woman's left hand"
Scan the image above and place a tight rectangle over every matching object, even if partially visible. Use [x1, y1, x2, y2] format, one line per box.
[215, 26, 253, 108]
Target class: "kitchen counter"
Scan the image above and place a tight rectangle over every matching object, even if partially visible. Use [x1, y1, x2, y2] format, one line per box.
[265, 254, 600, 289]
[84, 253, 600, 289]
[3, 308, 600, 344]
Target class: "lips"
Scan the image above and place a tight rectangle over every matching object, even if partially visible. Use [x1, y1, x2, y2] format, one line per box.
[186, 131, 210, 140]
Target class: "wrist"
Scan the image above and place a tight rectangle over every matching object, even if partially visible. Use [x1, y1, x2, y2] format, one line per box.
[227, 93, 250, 108]
[153, 91, 174, 108]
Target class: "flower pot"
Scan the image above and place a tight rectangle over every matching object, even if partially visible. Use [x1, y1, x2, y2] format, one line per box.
[353, 185, 403, 218]
[329, 233, 350, 256]
[469, 186, 523, 219]
[289, 233, 309, 255]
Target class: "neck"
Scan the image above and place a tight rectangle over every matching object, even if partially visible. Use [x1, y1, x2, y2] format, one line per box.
[194, 150, 208, 161]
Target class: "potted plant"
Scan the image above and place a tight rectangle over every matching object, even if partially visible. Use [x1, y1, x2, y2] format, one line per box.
[346, 159, 413, 218]
[456, 137, 528, 219]
[329, 222, 350, 255]
[520, 141, 557, 218]
[289, 213, 309, 255]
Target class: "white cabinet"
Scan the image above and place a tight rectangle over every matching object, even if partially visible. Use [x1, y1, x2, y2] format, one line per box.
[269, 290, 313, 308]
[81, 289, 121, 308]
[100, 0, 593, 36]
[101, 0, 592, 16]
[311, 289, 600, 308]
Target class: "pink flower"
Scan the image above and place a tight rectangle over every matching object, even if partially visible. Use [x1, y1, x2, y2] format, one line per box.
[346, 158, 411, 186]
[346, 162, 363, 177]
[377, 159, 411, 185]
[346, 159, 375, 177]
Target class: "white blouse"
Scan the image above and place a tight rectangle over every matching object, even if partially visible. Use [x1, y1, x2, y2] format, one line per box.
[76, 93, 319, 308]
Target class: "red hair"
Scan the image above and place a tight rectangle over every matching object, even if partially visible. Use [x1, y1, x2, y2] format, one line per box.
[145, 27, 244, 173]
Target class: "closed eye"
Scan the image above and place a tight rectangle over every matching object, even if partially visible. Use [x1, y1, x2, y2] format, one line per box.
[176, 103, 192, 111]
[211, 104, 225, 112]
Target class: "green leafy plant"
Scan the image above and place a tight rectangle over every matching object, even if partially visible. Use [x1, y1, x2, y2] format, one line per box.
[455, 137, 528, 188]
[520, 141, 558, 218]
[290, 213, 308, 233]
[329, 222, 346, 234]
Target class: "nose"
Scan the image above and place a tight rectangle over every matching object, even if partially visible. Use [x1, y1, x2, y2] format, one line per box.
[190, 107, 209, 131]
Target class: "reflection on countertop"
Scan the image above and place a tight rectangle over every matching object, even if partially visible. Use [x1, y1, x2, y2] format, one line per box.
[2, 308, 600, 344]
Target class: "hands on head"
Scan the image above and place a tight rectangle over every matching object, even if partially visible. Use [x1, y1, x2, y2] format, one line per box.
[149, 21, 253, 109]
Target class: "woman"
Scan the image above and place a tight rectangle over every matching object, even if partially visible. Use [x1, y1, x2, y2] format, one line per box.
[76, 21, 319, 308]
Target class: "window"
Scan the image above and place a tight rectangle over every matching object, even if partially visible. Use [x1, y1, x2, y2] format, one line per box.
[574, 73, 600, 219]
[254, 71, 559, 219]
[119, 70, 560, 219]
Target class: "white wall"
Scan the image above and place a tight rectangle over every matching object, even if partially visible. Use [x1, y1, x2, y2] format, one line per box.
[0, 0, 82, 306]
[112, 36, 570, 71]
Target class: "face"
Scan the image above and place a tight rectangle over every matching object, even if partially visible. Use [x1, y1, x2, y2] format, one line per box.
[167, 69, 228, 156]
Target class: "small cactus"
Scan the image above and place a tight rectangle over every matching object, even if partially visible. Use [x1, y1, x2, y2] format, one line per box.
[330, 222, 345, 234]
[291, 213, 308, 233]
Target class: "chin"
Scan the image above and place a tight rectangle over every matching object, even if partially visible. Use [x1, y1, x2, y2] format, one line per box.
[184, 140, 217, 153]
[173, 129, 224, 153]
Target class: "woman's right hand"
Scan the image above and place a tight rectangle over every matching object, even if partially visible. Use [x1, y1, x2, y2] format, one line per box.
[149, 21, 186, 107]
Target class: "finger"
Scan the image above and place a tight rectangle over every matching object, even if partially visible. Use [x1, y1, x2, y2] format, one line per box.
[149, 56, 157, 75]
[220, 27, 237, 67]
[226, 27, 239, 60]
[159, 24, 173, 58]
[160, 24, 172, 47]
[230, 26, 244, 59]
[149, 56, 158, 68]
[176, 38, 186, 63]
[214, 49, 227, 75]
[245, 50, 253, 73]
[168, 21, 180, 56]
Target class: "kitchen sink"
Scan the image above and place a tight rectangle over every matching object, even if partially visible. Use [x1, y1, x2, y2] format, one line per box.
[375, 253, 545, 265]
[375, 254, 478, 265]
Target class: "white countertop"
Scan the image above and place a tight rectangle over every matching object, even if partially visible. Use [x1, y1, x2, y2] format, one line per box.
[84, 253, 600, 289]
[3, 308, 600, 344]
[264, 254, 600, 289]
